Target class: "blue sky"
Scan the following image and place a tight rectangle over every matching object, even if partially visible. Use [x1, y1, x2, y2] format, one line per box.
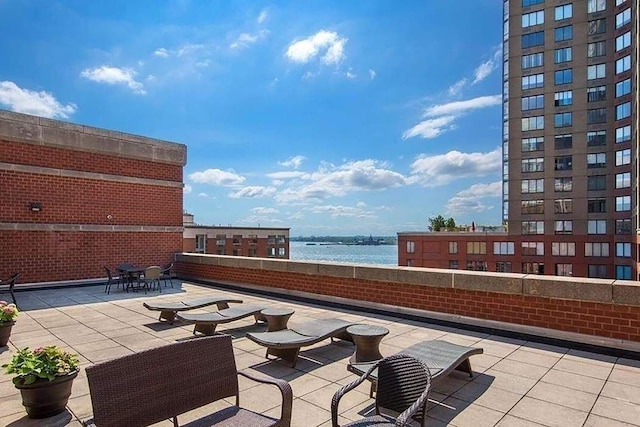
[0, 0, 504, 236]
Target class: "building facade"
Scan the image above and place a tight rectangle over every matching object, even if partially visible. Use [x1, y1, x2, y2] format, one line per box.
[399, 0, 638, 279]
[0, 110, 186, 284]
[182, 213, 290, 259]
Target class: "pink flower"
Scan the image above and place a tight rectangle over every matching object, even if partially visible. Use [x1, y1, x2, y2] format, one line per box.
[3, 307, 14, 315]
[0, 301, 7, 306]
[34, 347, 45, 354]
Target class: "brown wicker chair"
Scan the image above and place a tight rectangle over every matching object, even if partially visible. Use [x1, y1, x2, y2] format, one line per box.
[84, 335, 292, 427]
[331, 354, 432, 427]
[0, 273, 20, 307]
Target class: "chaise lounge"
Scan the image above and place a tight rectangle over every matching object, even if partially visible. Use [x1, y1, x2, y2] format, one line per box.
[143, 295, 244, 324]
[178, 304, 266, 335]
[347, 339, 483, 396]
[246, 318, 356, 367]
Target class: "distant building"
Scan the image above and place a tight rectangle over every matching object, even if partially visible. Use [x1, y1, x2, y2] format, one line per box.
[182, 213, 290, 258]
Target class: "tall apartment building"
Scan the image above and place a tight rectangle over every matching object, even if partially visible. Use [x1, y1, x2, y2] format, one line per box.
[399, 0, 638, 280]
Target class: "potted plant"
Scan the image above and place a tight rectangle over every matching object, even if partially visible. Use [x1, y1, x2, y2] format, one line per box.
[0, 300, 18, 346]
[2, 346, 80, 418]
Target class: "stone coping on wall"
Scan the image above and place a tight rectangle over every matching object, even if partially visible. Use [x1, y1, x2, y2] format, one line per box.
[174, 253, 640, 307]
[0, 109, 186, 165]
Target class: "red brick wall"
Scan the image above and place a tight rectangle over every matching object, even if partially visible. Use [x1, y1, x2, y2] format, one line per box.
[176, 262, 640, 343]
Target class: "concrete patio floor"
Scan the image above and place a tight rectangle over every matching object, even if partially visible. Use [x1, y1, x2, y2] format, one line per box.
[1, 281, 639, 427]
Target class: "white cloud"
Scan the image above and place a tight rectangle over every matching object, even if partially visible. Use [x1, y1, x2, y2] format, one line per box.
[402, 115, 456, 140]
[369, 69, 376, 80]
[445, 181, 501, 214]
[307, 204, 375, 218]
[0, 81, 77, 119]
[410, 148, 501, 186]
[345, 70, 357, 79]
[447, 78, 467, 96]
[257, 9, 268, 24]
[189, 169, 246, 186]
[183, 184, 192, 194]
[267, 171, 308, 180]
[80, 66, 146, 95]
[285, 30, 347, 65]
[423, 95, 502, 117]
[302, 71, 316, 80]
[230, 29, 269, 49]
[278, 155, 306, 169]
[154, 48, 170, 58]
[198, 192, 209, 198]
[472, 46, 502, 85]
[229, 186, 277, 198]
[252, 207, 278, 215]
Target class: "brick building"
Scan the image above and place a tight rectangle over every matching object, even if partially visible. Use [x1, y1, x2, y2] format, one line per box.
[0, 110, 186, 284]
[182, 213, 289, 259]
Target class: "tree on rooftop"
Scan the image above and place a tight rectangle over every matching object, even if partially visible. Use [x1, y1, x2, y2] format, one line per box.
[428, 215, 456, 231]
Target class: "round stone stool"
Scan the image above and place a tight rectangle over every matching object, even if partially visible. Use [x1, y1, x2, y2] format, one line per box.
[347, 324, 389, 363]
[260, 308, 295, 332]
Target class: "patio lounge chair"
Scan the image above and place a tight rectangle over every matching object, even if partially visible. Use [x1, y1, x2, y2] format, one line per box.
[246, 319, 356, 367]
[143, 295, 244, 324]
[332, 354, 432, 427]
[0, 273, 20, 307]
[177, 304, 266, 335]
[347, 339, 483, 397]
[84, 335, 292, 427]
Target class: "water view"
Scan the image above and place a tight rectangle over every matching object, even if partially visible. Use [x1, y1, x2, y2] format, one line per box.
[289, 241, 398, 266]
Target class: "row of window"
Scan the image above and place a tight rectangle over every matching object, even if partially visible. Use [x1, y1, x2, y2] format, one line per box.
[436, 240, 633, 257]
[521, 126, 632, 152]
[522, 105, 631, 130]
[523, 25, 630, 52]
[523, 83, 631, 111]
[444, 260, 631, 279]
[522, 196, 633, 213]
[523, 55, 632, 76]
[521, 151, 630, 171]
[523, 8, 631, 36]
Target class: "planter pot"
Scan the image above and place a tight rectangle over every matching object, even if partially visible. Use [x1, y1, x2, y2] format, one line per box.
[0, 321, 15, 346]
[15, 369, 79, 419]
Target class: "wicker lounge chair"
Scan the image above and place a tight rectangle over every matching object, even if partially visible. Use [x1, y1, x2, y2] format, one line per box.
[246, 319, 356, 367]
[0, 273, 20, 307]
[177, 304, 266, 335]
[143, 295, 244, 324]
[332, 354, 432, 427]
[347, 339, 483, 397]
[84, 335, 292, 427]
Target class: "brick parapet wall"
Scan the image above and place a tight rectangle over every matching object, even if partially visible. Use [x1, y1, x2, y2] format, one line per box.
[175, 254, 640, 344]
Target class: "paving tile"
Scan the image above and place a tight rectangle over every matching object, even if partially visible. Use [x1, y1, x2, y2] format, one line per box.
[600, 381, 640, 405]
[526, 381, 598, 412]
[540, 369, 606, 394]
[429, 397, 504, 427]
[301, 381, 370, 413]
[616, 357, 640, 371]
[491, 358, 550, 381]
[553, 358, 612, 380]
[591, 395, 640, 426]
[506, 348, 561, 368]
[584, 414, 639, 427]
[474, 369, 537, 395]
[266, 397, 331, 427]
[495, 415, 546, 426]
[608, 367, 640, 387]
[452, 380, 523, 413]
[509, 396, 588, 427]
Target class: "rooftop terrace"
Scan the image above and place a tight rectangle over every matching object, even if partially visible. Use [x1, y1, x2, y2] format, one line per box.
[1, 281, 639, 426]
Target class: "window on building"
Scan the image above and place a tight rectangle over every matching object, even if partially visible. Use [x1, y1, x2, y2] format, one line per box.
[522, 221, 544, 234]
[587, 0, 606, 14]
[616, 265, 632, 280]
[616, 32, 631, 52]
[587, 131, 606, 147]
[406, 241, 415, 253]
[616, 0, 628, 6]
[587, 175, 606, 191]
[554, 134, 572, 149]
[216, 234, 226, 246]
[554, 69, 573, 85]
[587, 64, 606, 80]
[588, 18, 606, 34]
[496, 262, 512, 273]
[616, 195, 631, 211]
[466, 242, 486, 255]
[522, 94, 544, 110]
[523, 10, 545, 27]
[522, 263, 545, 275]
[591, 219, 609, 233]
[554, 47, 572, 64]
[466, 261, 488, 271]
[268, 247, 276, 257]
[248, 247, 257, 257]
[554, 155, 572, 170]
[587, 108, 607, 124]
[552, 242, 575, 256]
[449, 260, 458, 269]
[555, 264, 573, 276]
[522, 179, 544, 193]
[555, 220, 573, 234]
[616, 219, 632, 235]
[616, 102, 631, 120]
[587, 199, 606, 214]
[587, 86, 606, 102]
[248, 234, 258, 245]
[449, 241, 458, 254]
[406, 259, 415, 267]
[494, 242, 515, 255]
[616, 243, 631, 258]
[554, 198, 573, 213]
[232, 248, 242, 256]
[554, 112, 572, 128]
[522, 74, 544, 91]
[587, 153, 606, 168]
[232, 235, 242, 245]
[588, 265, 607, 278]
[616, 125, 631, 143]
[555, 4, 572, 20]
[522, 200, 545, 214]
[616, 148, 631, 165]
[522, 242, 544, 256]
[587, 41, 606, 58]
[523, 0, 544, 6]
[554, 177, 572, 192]
[522, 31, 544, 48]
[195, 234, 207, 253]
[586, 242, 609, 256]
[522, 116, 545, 131]
[216, 248, 226, 255]
[522, 137, 544, 152]
[522, 53, 544, 69]
[522, 158, 544, 172]
[278, 247, 286, 257]
[616, 79, 631, 97]
[616, 8, 631, 28]
[616, 172, 631, 189]
[616, 55, 631, 74]
[554, 91, 573, 106]
[554, 25, 573, 42]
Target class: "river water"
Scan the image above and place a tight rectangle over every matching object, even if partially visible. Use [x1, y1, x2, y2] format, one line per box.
[289, 241, 398, 266]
